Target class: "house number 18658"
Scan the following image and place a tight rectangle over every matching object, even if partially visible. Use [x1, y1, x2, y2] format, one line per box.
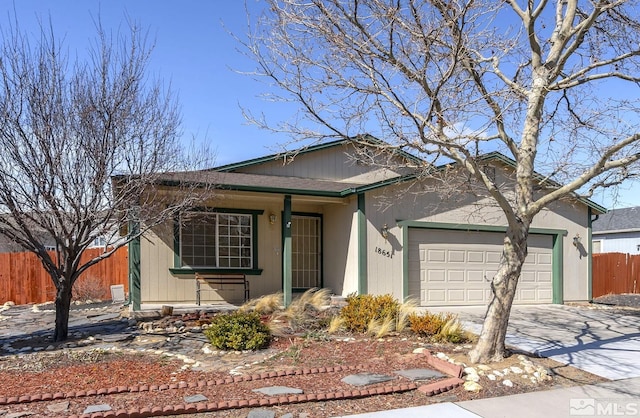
[375, 246, 393, 258]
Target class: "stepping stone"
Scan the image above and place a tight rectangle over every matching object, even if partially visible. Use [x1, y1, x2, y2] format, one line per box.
[252, 386, 304, 396]
[248, 409, 276, 418]
[184, 394, 208, 403]
[341, 373, 394, 386]
[96, 333, 135, 343]
[47, 401, 70, 413]
[83, 404, 112, 414]
[394, 368, 445, 381]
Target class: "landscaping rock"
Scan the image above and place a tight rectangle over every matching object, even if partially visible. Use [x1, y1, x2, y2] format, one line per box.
[247, 409, 276, 418]
[394, 368, 444, 381]
[341, 373, 395, 386]
[83, 404, 112, 414]
[252, 386, 304, 396]
[184, 394, 208, 403]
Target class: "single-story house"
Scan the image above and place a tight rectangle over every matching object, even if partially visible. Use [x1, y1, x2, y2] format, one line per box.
[127, 138, 605, 310]
[592, 206, 640, 254]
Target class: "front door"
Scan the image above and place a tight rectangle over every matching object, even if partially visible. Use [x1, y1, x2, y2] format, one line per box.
[291, 214, 322, 290]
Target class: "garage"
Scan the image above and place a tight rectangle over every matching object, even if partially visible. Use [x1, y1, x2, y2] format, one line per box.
[408, 229, 553, 306]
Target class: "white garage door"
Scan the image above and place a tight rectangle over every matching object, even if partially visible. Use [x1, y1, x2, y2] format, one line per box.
[408, 229, 553, 306]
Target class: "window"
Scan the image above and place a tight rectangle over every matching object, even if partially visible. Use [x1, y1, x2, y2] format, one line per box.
[180, 211, 253, 269]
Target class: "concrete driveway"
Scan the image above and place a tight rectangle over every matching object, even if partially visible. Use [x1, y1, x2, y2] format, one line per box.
[432, 304, 640, 380]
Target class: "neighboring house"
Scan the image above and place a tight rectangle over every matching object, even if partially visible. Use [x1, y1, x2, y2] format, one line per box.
[128, 138, 605, 310]
[592, 206, 640, 254]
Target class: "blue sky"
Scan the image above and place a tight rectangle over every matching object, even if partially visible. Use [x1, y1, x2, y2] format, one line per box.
[1, 1, 637, 209]
[1, 0, 285, 165]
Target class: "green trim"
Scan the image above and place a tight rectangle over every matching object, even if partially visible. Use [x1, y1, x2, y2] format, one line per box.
[292, 212, 324, 289]
[399, 221, 567, 304]
[357, 193, 368, 295]
[173, 216, 180, 268]
[402, 223, 410, 302]
[214, 139, 353, 172]
[397, 220, 566, 236]
[552, 233, 564, 304]
[213, 134, 424, 172]
[169, 268, 263, 276]
[283, 195, 292, 307]
[189, 207, 264, 215]
[587, 207, 593, 301]
[173, 207, 263, 270]
[128, 219, 141, 311]
[463, 152, 607, 214]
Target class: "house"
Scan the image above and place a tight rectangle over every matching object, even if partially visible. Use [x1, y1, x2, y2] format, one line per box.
[592, 206, 640, 254]
[127, 138, 605, 310]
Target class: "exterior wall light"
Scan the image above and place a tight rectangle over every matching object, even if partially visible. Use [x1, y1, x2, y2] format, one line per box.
[573, 233, 581, 247]
[381, 223, 389, 240]
[269, 214, 277, 225]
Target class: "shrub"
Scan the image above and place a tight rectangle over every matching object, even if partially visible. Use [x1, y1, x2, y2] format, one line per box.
[72, 275, 106, 302]
[434, 317, 470, 343]
[408, 312, 456, 337]
[204, 311, 271, 351]
[340, 294, 400, 333]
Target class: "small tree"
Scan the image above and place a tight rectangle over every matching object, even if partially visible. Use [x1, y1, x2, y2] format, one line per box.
[244, 0, 640, 362]
[0, 18, 211, 341]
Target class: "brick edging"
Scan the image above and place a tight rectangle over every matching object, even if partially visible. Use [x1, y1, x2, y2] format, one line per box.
[0, 365, 361, 406]
[67, 383, 420, 418]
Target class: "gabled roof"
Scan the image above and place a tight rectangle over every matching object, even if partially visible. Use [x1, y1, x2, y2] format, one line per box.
[475, 152, 607, 214]
[157, 139, 606, 213]
[593, 206, 640, 233]
[155, 170, 416, 197]
[213, 135, 424, 172]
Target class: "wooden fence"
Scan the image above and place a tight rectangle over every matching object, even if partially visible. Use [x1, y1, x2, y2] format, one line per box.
[592, 252, 640, 298]
[0, 247, 128, 305]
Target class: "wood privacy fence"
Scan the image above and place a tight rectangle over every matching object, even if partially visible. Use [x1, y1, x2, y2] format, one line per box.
[0, 247, 128, 305]
[592, 252, 640, 298]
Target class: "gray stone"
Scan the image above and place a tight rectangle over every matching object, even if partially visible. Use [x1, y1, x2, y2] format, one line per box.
[47, 401, 70, 413]
[83, 404, 112, 414]
[341, 373, 394, 386]
[6, 412, 35, 418]
[280, 414, 294, 418]
[86, 313, 120, 321]
[184, 394, 208, 403]
[394, 368, 445, 381]
[252, 386, 304, 396]
[97, 333, 134, 343]
[247, 409, 276, 418]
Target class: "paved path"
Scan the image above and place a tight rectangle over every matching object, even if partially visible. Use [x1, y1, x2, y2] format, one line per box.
[338, 376, 640, 417]
[429, 304, 640, 380]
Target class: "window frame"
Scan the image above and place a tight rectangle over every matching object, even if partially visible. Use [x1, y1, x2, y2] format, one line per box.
[170, 207, 263, 275]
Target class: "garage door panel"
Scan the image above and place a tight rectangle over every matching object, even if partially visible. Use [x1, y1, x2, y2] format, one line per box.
[468, 251, 484, 263]
[408, 229, 553, 306]
[448, 251, 465, 262]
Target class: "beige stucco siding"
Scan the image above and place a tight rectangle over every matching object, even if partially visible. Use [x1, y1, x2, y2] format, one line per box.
[234, 145, 406, 184]
[363, 177, 591, 303]
[323, 196, 359, 296]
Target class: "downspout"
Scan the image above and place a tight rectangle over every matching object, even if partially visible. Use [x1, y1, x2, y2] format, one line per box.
[282, 195, 292, 307]
[588, 208, 597, 302]
[357, 193, 368, 295]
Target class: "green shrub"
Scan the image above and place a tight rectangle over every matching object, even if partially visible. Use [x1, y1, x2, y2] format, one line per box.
[204, 311, 271, 351]
[340, 294, 400, 333]
[408, 312, 456, 337]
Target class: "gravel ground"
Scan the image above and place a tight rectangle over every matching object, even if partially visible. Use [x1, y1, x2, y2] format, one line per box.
[592, 293, 640, 307]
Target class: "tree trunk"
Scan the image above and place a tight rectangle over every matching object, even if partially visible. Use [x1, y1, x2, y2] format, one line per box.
[469, 224, 529, 363]
[53, 282, 73, 342]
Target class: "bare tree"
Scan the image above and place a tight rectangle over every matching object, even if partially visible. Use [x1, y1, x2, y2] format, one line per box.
[244, 0, 640, 362]
[0, 18, 211, 341]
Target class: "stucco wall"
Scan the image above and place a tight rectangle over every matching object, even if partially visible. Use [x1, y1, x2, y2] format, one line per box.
[363, 173, 592, 303]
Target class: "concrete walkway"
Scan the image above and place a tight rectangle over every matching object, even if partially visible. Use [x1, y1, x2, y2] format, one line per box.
[338, 377, 640, 417]
[430, 304, 640, 380]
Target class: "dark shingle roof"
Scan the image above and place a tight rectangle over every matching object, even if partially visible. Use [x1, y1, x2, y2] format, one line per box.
[592, 206, 640, 233]
[155, 171, 367, 197]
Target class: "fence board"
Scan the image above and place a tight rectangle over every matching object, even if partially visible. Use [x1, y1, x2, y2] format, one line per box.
[592, 252, 640, 297]
[0, 247, 128, 305]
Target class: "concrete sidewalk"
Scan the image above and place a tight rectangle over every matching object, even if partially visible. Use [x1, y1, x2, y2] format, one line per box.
[337, 377, 640, 417]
